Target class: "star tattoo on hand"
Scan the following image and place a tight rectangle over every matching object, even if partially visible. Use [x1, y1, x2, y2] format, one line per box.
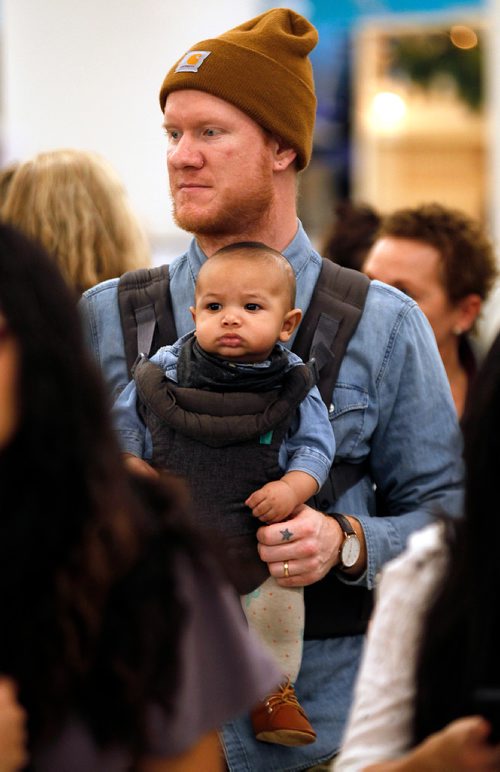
[280, 528, 293, 541]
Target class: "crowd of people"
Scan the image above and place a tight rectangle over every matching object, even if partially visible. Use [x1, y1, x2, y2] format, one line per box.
[0, 6, 498, 772]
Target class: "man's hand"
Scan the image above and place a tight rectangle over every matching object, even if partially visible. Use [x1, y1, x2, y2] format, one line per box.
[364, 716, 500, 772]
[256, 504, 343, 586]
[416, 716, 500, 772]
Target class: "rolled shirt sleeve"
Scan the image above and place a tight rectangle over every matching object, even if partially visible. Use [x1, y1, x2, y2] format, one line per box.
[332, 282, 463, 590]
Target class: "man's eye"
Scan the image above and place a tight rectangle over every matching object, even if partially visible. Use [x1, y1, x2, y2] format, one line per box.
[245, 303, 260, 311]
[205, 128, 220, 137]
[165, 129, 180, 141]
[207, 303, 221, 311]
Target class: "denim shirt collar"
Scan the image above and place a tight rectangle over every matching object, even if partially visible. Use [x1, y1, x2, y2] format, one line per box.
[281, 222, 322, 335]
[187, 219, 319, 272]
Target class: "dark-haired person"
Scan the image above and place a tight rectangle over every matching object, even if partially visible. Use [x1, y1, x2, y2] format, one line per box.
[335, 331, 500, 771]
[321, 201, 381, 273]
[0, 223, 280, 771]
[363, 203, 498, 418]
[80, 9, 463, 770]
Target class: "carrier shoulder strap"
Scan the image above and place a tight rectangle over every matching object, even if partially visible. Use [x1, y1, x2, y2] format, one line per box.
[293, 260, 372, 505]
[292, 259, 370, 406]
[118, 265, 176, 379]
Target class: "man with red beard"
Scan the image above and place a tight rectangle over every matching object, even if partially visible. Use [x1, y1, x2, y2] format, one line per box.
[81, 8, 463, 771]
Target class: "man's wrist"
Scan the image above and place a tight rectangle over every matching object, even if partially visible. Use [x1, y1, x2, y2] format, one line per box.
[330, 513, 367, 577]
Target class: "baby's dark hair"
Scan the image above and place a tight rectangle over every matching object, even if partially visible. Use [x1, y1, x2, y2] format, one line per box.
[207, 241, 297, 308]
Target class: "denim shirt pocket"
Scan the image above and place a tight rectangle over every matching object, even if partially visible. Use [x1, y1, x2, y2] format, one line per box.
[329, 384, 369, 458]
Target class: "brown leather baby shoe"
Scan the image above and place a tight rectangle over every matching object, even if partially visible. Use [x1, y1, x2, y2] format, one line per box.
[250, 680, 317, 746]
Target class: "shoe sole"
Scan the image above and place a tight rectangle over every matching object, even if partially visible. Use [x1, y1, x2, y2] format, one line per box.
[255, 729, 317, 746]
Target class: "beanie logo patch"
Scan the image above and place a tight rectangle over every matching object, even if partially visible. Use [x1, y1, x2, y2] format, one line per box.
[175, 50, 211, 73]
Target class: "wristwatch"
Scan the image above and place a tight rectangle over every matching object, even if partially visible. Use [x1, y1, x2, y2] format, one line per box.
[331, 512, 361, 569]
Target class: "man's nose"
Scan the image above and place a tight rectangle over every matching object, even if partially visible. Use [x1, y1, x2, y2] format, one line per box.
[168, 135, 204, 169]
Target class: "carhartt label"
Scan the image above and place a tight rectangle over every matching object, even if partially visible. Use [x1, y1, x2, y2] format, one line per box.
[175, 50, 211, 73]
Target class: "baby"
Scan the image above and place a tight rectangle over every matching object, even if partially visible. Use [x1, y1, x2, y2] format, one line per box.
[113, 242, 335, 746]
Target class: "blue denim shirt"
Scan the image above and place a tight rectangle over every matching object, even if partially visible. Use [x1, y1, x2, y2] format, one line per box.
[113, 334, 335, 489]
[81, 221, 463, 770]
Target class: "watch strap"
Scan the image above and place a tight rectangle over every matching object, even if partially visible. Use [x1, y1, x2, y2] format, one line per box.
[330, 512, 360, 570]
[330, 511, 355, 537]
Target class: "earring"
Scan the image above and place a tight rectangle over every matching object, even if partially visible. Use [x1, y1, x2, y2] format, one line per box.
[453, 326, 463, 335]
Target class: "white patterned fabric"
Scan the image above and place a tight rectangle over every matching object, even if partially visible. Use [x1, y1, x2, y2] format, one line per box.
[334, 524, 448, 771]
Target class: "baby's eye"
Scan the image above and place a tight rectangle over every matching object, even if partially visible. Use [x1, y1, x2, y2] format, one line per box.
[207, 302, 222, 311]
[245, 303, 261, 311]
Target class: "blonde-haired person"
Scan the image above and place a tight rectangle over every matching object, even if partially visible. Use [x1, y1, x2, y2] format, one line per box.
[2, 149, 150, 293]
[0, 163, 19, 208]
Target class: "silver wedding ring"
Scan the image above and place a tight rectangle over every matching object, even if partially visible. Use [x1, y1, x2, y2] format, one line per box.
[283, 561, 289, 578]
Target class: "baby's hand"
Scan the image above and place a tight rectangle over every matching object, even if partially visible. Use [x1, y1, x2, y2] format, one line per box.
[246, 480, 298, 523]
[122, 453, 159, 480]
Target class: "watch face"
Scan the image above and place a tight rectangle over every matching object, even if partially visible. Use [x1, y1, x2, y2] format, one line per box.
[341, 535, 361, 568]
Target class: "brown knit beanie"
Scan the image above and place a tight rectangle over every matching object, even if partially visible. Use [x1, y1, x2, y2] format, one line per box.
[159, 8, 318, 170]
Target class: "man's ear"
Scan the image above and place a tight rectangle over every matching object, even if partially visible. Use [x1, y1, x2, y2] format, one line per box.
[279, 308, 302, 341]
[270, 136, 297, 172]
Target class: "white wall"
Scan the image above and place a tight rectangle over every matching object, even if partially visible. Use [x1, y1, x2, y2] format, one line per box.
[2, 0, 256, 261]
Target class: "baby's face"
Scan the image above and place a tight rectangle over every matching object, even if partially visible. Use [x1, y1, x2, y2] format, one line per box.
[190, 257, 299, 363]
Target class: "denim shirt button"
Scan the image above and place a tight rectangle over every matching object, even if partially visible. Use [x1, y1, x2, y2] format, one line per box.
[329, 403, 335, 414]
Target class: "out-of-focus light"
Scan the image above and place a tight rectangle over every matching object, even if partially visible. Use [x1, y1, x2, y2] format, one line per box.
[370, 92, 407, 130]
[450, 25, 478, 49]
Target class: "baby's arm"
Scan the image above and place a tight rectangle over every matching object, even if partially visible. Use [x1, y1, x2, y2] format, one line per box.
[246, 376, 335, 523]
[284, 382, 335, 482]
[245, 471, 318, 523]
